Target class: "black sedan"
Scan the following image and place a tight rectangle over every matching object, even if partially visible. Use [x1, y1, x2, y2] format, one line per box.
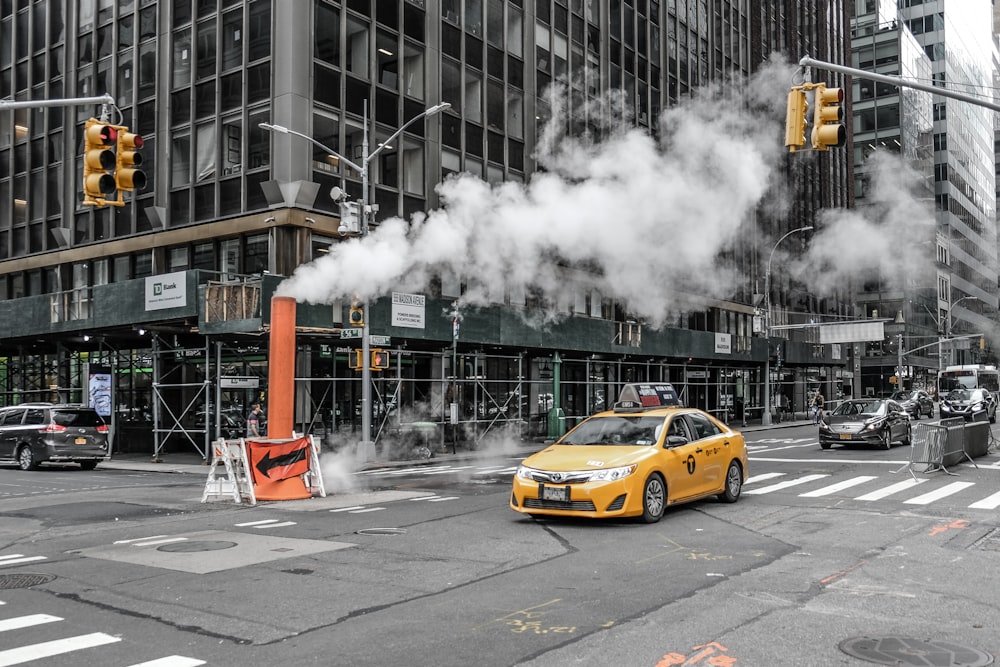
[890, 389, 934, 419]
[819, 398, 911, 450]
[939, 388, 997, 423]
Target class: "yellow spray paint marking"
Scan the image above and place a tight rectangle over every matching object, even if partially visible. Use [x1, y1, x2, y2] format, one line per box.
[484, 598, 613, 636]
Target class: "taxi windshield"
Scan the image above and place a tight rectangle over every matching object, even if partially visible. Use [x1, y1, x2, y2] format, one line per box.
[560, 415, 665, 446]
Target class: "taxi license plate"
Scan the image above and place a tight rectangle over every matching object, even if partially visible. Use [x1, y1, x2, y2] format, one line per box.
[839, 433, 853, 440]
[75, 437, 87, 444]
[540, 484, 569, 502]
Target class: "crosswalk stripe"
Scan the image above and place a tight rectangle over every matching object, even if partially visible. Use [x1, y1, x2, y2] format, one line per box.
[799, 476, 878, 498]
[968, 489, 1000, 510]
[0, 632, 121, 666]
[0, 614, 62, 632]
[744, 472, 785, 485]
[0, 556, 46, 568]
[127, 656, 207, 666]
[744, 474, 828, 495]
[854, 478, 925, 501]
[904, 481, 976, 505]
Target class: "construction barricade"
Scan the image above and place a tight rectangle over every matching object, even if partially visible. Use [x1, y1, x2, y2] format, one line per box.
[202, 434, 325, 504]
[896, 418, 978, 481]
[202, 438, 257, 505]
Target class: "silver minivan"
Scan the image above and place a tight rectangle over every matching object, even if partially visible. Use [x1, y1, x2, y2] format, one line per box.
[0, 403, 111, 470]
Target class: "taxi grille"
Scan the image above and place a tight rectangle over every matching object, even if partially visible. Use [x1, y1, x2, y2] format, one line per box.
[524, 498, 597, 511]
[522, 470, 592, 484]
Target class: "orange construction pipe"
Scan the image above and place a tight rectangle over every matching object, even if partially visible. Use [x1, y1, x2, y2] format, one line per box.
[268, 295, 296, 439]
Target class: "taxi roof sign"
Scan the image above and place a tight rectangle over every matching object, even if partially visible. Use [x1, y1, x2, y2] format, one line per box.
[614, 383, 682, 411]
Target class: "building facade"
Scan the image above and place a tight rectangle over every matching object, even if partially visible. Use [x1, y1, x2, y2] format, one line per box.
[0, 1, 854, 457]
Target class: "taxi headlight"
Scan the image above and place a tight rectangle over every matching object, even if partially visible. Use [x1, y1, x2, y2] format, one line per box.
[516, 465, 536, 480]
[972, 402, 984, 411]
[818, 420, 831, 431]
[586, 465, 637, 482]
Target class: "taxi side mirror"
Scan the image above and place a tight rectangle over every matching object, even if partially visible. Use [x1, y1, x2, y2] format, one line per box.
[666, 435, 688, 448]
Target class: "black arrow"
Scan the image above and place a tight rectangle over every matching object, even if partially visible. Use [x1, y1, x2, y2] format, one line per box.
[255, 446, 309, 479]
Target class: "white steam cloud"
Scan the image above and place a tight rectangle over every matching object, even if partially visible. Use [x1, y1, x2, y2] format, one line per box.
[276, 56, 935, 325]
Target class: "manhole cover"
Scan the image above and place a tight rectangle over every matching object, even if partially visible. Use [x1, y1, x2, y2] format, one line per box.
[840, 636, 993, 666]
[157, 540, 238, 552]
[0, 573, 56, 590]
[357, 527, 407, 536]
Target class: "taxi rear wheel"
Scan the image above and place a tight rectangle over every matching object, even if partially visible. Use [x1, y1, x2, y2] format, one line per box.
[641, 473, 665, 523]
[718, 461, 742, 503]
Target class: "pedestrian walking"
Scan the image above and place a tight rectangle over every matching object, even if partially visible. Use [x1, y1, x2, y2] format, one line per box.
[247, 403, 263, 438]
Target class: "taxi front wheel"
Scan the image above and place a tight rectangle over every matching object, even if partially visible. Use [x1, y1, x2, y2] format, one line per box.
[718, 461, 742, 503]
[641, 473, 666, 523]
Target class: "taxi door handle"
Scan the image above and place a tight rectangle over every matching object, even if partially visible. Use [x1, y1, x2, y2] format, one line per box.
[695, 448, 703, 453]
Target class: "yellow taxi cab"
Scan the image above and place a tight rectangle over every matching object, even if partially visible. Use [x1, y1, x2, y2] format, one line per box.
[510, 383, 748, 523]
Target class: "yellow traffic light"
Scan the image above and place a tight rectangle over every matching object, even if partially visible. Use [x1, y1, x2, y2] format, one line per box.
[348, 349, 364, 370]
[811, 84, 846, 150]
[83, 118, 118, 205]
[116, 130, 147, 192]
[349, 302, 365, 327]
[784, 87, 808, 151]
[371, 349, 389, 371]
[980, 336, 986, 350]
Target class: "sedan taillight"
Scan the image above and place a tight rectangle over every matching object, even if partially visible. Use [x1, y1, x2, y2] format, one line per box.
[96, 424, 109, 433]
[39, 423, 67, 433]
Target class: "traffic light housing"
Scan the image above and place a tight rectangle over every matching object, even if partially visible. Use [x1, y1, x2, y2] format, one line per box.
[115, 130, 147, 192]
[784, 86, 808, 151]
[811, 84, 846, 150]
[83, 119, 118, 205]
[349, 301, 365, 327]
[348, 348, 364, 370]
[371, 349, 389, 371]
[338, 201, 361, 235]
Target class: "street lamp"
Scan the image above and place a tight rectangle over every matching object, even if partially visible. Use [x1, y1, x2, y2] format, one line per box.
[761, 226, 813, 426]
[260, 101, 451, 461]
[944, 295, 978, 369]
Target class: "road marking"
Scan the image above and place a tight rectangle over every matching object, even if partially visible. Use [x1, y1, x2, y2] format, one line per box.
[854, 478, 926, 501]
[799, 476, 878, 497]
[234, 519, 296, 528]
[425, 466, 475, 475]
[0, 614, 62, 632]
[329, 506, 365, 512]
[0, 555, 47, 568]
[743, 474, 829, 495]
[130, 537, 189, 547]
[968, 489, 1000, 510]
[744, 472, 785, 485]
[904, 481, 976, 505]
[114, 535, 169, 544]
[0, 632, 121, 666]
[127, 657, 207, 667]
[427, 496, 459, 502]
[346, 507, 385, 513]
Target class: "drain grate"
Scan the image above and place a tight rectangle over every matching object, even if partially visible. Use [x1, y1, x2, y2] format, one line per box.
[0, 573, 56, 590]
[840, 636, 993, 667]
[357, 527, 407, 536]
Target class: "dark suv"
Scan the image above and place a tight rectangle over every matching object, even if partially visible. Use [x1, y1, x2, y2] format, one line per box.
[0, 403, 110, 470]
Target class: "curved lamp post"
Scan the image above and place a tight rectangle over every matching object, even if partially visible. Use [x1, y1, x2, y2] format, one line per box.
[762, 226, 813, 426]
[260, 101, 451, 461]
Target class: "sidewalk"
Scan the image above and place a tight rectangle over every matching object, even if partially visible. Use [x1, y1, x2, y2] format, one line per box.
[101, 418, 816, 476]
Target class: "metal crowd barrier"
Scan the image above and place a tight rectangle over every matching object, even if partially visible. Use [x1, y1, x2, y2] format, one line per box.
[895, 418, 979, 480]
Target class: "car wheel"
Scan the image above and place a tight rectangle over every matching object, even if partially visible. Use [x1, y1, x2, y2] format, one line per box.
[820, 441, 832, 450]
[718, 461, 743, 503]
[641, 473, 666, 524]
[17, 445, 39, 471]
[78, 460, 98, 470]
[991, 409, 997, 424]
[880, 431, 892, 450]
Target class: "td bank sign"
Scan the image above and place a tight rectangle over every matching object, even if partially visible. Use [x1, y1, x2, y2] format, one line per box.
[145, 271, 188, 311]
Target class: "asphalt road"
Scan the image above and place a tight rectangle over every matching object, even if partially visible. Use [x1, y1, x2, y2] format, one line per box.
[1, 421, 999, 666]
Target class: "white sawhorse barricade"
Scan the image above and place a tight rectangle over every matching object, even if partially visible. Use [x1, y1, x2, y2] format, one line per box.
[201, 434, 326, 505]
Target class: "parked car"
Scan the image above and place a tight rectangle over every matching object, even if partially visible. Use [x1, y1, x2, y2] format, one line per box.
[939, 388, 997, 423]
[510, 383, 748, 524]
[819, 398, 911, 450]
[890, 389, 934, 419]
[0, 403, 110, 470]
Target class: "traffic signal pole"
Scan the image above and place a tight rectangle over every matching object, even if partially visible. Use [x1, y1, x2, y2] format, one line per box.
[0, 93, 114, 111]
[798, 56, 1000, 113]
